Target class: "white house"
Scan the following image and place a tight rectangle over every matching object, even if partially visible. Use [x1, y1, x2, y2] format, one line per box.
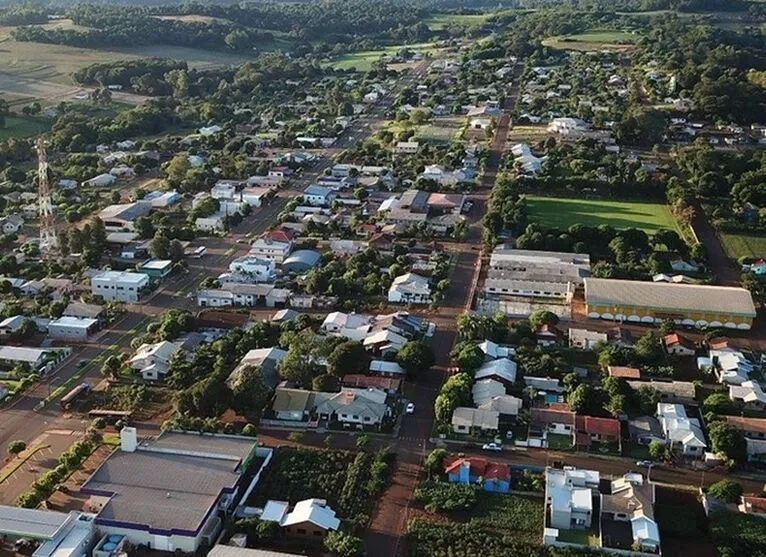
[657, 403, 707, 457]
[228, 256, 276, 283]
[129, 341, 179, 381]
[321, 312, 372, 340]
[47, 317, 99, 341]
[91, 271, 149, 303]
[396, 141, 419, 154]
[83, 173, 117, 188]
[545, 467, 599, 530]
[730, 380, 766, 411]
[475, 358, 517, 384]
[0, 214, 24, 234]
[388, 273, 431, 305]
[601, 474, 660, 554]
[196, 214, 226, 233]
[249, 238, 292, 263]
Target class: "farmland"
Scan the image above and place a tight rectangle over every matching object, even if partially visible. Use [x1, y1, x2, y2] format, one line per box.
[424, 13, 492, 31]
[526, 195, 681, 235]
[719, 231, 766, 260]
[0, 116, 52, 140]
[542, 29, 640, 51]
[324, 42, 441, 71]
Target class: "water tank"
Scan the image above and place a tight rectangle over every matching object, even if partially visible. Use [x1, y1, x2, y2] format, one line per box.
[108, 536, 123, 544]
[103, 543, 116, 552]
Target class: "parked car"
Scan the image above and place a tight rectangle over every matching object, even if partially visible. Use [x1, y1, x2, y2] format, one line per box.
[482, 442, 502, 452]
[405, 402, 415, 414]
[636, 460, 654, 468]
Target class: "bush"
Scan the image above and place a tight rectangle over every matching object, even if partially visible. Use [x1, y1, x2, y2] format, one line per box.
[414, 481, 478, 513]
[7, 440, 26, 455]
[708, 479, 743, 503]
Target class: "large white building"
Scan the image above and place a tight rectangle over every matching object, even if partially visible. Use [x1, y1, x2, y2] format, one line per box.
[249, 238, 292, 263]
[484, 247, 590, 302]
[228, 256, 276, 283]
[657, 403, 706, 457]
[91, 271, 149, 303]
[545, 467, 599, 530]
[47, 317, 100, 341]
[388, 273, 431, 305]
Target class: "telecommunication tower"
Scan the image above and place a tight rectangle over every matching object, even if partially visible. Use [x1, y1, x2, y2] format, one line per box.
[36, 137, 59, 258]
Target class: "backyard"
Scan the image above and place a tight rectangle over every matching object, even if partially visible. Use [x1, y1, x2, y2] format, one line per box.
[719, 231, 766, 260]
[526, 195, 682, 235]
[655, 485, 716, 557]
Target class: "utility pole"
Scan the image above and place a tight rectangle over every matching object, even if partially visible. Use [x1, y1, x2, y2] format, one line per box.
[36, 137, 59, 259]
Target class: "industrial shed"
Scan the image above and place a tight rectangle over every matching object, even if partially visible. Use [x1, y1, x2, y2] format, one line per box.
[584, 278, 756, 330]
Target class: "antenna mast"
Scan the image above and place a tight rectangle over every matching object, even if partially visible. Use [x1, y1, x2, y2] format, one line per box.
[36, 137, 59, 259]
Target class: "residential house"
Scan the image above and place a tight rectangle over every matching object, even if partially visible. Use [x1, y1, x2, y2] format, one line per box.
[314, 388, 389, 429]
[451, 407, 499, 434]
[626, 380, 697, 406]
[97, 202, 152, 231]
[536, 324, 563, 347]
[0, 213, 24, 234]
[321, 312, 373, 340]
[575, 415, 621, 450]
[657, 403, 706, 457]
[729, 380, 766, 411]
[342, 374, 401, 393]
[196, 214, 226, 232]
[91, 271, 149, 303]
[396, 141, 419, 154]
[278, 499, 340, 540]
[479, 339, 515, 360]
[129, 341, 180, 381]
[628, 416, 665, 445]
[740, 496, 766, 518]
[302, 185, 336, 207]
[724, 415, 766, 439]
[600, 474, 660, 554]
[608, 366, 641, 379]
[444, 456, 510, 493]
[701, 346, 754, 385]
[475, 358, 518, 385]
[63, 302, 106, 322]
[545, 467, 599, 530]
[524, 376, 564, 394]
[228, 346, 288, 389]
[532, 408, 576, 447]
[0, 315, 25, 336]
[363, 330, 407, 357]
[664, 333, 696, 357]
[388, 273, 431, 305]
[569, 328, 607, 350]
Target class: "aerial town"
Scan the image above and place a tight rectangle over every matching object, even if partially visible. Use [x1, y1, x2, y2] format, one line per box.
[0, 0, 765, 556]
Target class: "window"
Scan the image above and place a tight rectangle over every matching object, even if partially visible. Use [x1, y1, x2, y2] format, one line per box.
[352, 415, 359, 420]
[297, 528, 306, 535]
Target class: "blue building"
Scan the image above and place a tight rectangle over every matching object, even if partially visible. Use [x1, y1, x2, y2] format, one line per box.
[444, 456, 510, 493]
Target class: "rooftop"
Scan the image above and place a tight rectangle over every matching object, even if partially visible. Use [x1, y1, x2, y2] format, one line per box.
[585, 278, 756, 317]
[0, 506, 73, 539]
[93, 271, 149, 284]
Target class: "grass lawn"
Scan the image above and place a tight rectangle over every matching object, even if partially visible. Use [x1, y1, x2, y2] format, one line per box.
[557, 527, 601, 546]
[419, 117, 464, 143]
[472, 493, 545, 545]
[0, 116, 51, 140]
[546, 433, 574, 450]
[324, 42, 440, 71]
[719, 231, 766, 260]
[526, 195, 682, 235]
[425, 13, 492, 31]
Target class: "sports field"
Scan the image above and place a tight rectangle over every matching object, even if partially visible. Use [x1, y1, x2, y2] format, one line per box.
[719, 231, 766, 260]
[526, 196, 680, 235]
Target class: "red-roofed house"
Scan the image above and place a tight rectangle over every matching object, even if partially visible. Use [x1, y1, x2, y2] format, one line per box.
[663, 333, 696, 357]
[368, 233, 395, 251]
[740, 496, 766, 519]
[535, 324, 564, 347]
[575, 415, 622, 449]
[444, 456, 510, 493]
[608, 366, 641, 379]
[531, 407, 575, 448]
[724, 416, 766, 439]
[709, 338, 730, 351]
[342, 374, 401, 393]
[262, 228, 296, 244]
[357, 223, 378, 238]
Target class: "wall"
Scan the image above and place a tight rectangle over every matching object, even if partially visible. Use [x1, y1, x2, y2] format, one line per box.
[586, 303, 752, 330]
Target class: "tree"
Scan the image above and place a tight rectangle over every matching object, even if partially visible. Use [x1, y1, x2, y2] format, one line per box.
[424, 448, 447, 479]
[636, 386, 661, 415]
[7, 440, 26, 455]
[648, 440, 669, 461]
[703, 392, 738, 416]
[566, 383, 602, 414]
[228, 365, 272, 418]
[327, 341, 369, 377]
[101, 354, 122, 378]
[277, 329, 324, 388]
[453, 342, 484, 374]
[707, 478, 743, 503]
[356, 434, 369, 450]
[149, 232, 171, 259]
[110, 190, 121, 204]
[396, 340, 435, 375]
[324, 531, 364, 557]
[709, 421, 747, 465]
[312, 373, 339, 392]
[529, 310, 559, 329]
[225, 29, 250, 50]
[635, 331, 664, 364]
[168, 239, 185, 263]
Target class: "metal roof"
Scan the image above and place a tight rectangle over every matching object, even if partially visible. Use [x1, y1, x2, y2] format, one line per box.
[585, 278, 756, 317]
[0, 506, 71, 539]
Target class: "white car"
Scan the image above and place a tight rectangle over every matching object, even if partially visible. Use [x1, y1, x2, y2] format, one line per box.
[482, 442, 502, 452]
[405, 402, 415, 414]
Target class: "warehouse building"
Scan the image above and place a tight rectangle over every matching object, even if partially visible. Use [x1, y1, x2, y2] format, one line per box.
[484, 248, 590, 302]
[80, 429, 270, 553]
[0, 507, 96, 557]
[48, 317, 100, 341]
[584, 278, 756, 330]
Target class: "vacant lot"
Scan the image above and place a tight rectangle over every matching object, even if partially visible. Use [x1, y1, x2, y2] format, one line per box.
[542, 29, 639, 51]
[656, 485, 715, 557]
[419, 116, 464, 143]
[719, 231, 766, 260]
[526, 195, 681, 235]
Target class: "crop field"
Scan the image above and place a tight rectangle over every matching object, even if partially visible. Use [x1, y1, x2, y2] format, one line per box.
[324, 42, 441, 71]
[542, 29, 640, 51]
[719, 231, 766, 260]
[526, 196, 681, 235]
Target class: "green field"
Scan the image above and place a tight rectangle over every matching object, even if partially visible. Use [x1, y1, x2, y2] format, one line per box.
[324, 42, 440, 71]
[542, 29, 639, 51]
[0, 116, 51, 140]
[425, 13, 492, 31]
[719, 231, 766, 260]
[526, 196, 681, 235]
